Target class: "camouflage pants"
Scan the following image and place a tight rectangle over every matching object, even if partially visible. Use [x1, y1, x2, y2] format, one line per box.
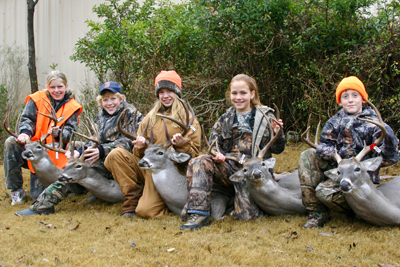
[298, 148, 352, 213]
[4, 136, 46, 199]
[181, 155, 263, 221]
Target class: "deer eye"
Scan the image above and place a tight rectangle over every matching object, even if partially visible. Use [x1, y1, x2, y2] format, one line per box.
[355, 167, 360, 172]
[36, 145, 42, 149]
[243, 168, 247, 173]
[261, 162, 266, 166]
[158, 152, 163, 155]
[337, 171, 341, 175]
[76, 165, 82, 169]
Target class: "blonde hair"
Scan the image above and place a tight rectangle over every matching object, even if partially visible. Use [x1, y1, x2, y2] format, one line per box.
[45, 70, 75, 98]
[147, 97, 190, 128]
[96, 91, 124, 107]
[225, 74, 262, 108]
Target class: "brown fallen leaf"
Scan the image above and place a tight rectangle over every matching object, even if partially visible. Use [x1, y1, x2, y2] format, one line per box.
[5, 226, 10, 230]
[70, 224, 79, 231]
[15, 256, 24, 263]
[174, 232, 182, 236]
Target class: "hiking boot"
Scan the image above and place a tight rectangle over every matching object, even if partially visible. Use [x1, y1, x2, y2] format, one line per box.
[15, 200, 55, 216]
[302, 212, 331, 229]
[11, 188, 26, 205]
[180, 213, 210, 231]
[15, 206, 55, 216]
[123, 212, 137, 218]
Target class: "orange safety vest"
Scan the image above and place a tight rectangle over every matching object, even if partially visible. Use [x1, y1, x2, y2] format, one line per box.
[25, 90, 82, 173]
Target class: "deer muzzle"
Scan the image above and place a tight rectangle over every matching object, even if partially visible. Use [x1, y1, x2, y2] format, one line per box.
[58, 174, 75, 183]
[138, 158, 151, 169]
[252, 170, 263, 179]
[21, 149, 34, 161]
[340, 178, 353, 193]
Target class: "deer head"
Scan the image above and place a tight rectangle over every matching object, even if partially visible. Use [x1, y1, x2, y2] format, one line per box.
[228, 106, 283, 186]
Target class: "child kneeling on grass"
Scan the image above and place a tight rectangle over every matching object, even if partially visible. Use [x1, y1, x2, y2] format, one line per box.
[298, 76, 399, 229]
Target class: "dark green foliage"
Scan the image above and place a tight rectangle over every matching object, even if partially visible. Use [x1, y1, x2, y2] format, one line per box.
[71, 0, 400, 135]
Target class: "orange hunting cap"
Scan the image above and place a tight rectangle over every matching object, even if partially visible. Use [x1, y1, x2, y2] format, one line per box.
[336, 76, 368, 104]
[154, 70, 182, 98]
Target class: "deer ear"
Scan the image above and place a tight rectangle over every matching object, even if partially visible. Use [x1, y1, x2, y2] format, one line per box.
[364, 157, 383, 172]
[264, 157, 276, 168]
[169, 152, 192, 163]
[324, 168, 341, 181]
[229, 170, 244, 182]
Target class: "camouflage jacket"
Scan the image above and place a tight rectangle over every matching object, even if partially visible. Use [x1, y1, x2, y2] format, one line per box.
[209, 105, 285, 160]
[84, 101, 143, 159]
[19, 90, 79, 144]
[317, 106, 399, 166]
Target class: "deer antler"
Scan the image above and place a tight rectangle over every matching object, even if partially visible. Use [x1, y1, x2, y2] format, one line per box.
[37, 98, 59, 145]
[256, 107, 283, 159]
[301, 114, 344, 164]
[4, 106, 20, 138]
[73, 118, 100, 149]
[161, 118, 172, 149]
[208, 138, 241, 164]
[156, 98, 196, 137]
[38, 124, 67, 154]
[354, 98, 387, 162]
[117, 109, 153, 146]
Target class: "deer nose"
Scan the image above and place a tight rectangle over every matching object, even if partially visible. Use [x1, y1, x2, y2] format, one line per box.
[253, 170, 262, 179]
[340, 179, 352, 192]
[138, 159, 149, 168]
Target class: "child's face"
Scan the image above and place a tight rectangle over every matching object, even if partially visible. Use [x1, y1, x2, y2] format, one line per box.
[158, 88, 176, 108]
[48, 78, 67, 101]
[339, 89, 365, 114]
[101, 92, 123, 115]
[230, 80, 255, 112]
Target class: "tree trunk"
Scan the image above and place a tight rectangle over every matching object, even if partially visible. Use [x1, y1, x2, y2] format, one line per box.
[27, 0, 39, 93]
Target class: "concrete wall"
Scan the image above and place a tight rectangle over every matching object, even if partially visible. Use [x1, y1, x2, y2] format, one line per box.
[1, 0, 110, 101]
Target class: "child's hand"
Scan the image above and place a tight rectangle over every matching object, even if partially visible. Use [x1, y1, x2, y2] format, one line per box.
[271, 119, 283, 134]
[212, 152, 225, 163]
[133, 136, 147, 150]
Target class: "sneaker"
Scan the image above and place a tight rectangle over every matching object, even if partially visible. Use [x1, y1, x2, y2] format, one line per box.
[11, 188, 26, 205]
[15, 206, 55, 216]
[123, 212, 137, 218]
[180, 213, 210, 231]
[302, 212, 331, 229]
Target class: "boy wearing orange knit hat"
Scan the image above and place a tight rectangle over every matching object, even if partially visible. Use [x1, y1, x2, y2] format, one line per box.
[298, 76, 399, 229]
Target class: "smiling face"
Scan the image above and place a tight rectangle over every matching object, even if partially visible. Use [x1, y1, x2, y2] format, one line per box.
[230, 80, 255, 112]
[48, 78, 67, 101]
[339, 89, 365, 114]
[101, 92, 124, 115]
[158, 88, 176, 107]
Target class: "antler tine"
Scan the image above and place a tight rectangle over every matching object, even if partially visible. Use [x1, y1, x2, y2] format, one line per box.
[301, 114, 342, 163]
[208, 138, 241, 164]
[257, 107, 282, 159]
[69, 132, 75, 155]
[38, 133, 67, 154]
[273, 103, 280, 121]
[38, 98, 58, 126]
[4, 106, 19, 138]
[355, 98, 387, 162]
[156, 97, 196, 137]
[118, 109, 138, 140]
[73, 123, 99, 149]
[162, 118, 172, 149]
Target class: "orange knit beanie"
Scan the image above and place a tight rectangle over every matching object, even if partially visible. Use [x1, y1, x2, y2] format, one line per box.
[154, 70, 182, 98]
[336, 76, 368, 104]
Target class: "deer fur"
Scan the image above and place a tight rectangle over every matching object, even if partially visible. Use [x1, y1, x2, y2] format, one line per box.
[230, 157, 306, 215]
[58, 157, 124, 203]
[138, 144, 232, 220]
[21, 141, 62, 187]
[325, 157, 400, 226]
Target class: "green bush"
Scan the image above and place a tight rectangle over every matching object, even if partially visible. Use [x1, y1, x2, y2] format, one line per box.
[71, 0, 400, 135]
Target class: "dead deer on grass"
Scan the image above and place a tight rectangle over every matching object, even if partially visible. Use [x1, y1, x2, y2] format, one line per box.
[229, 106, 307, 215]
[303, 99, 400, 226]
[57, 120, 124, 203]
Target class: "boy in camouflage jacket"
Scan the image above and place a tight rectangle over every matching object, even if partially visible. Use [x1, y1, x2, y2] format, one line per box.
[299, 76, 399, 229]
[16, 81, 143, 216]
